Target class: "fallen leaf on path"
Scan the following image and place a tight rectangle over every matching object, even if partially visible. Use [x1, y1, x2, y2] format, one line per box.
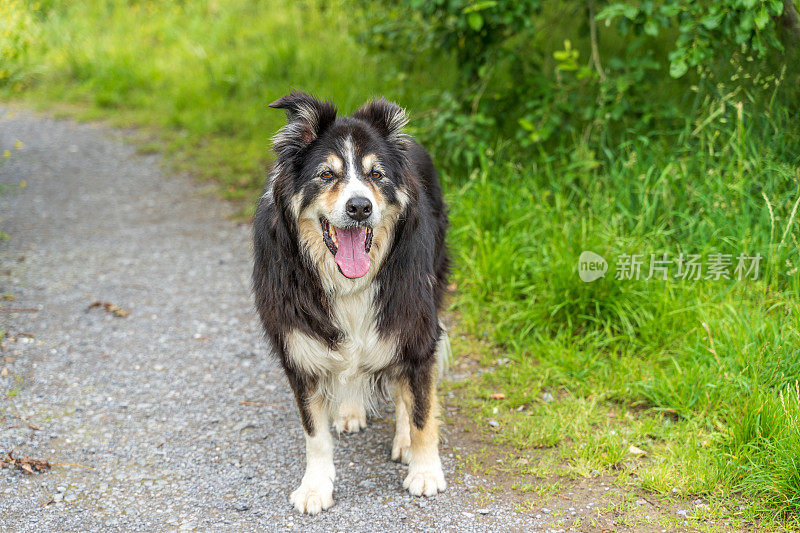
[0, 450, 94, 473]
[489, 393, 506, 400]
[88, 301, 130, 317]
[0, 450, 51, 474]
[0, 368, 7, 377]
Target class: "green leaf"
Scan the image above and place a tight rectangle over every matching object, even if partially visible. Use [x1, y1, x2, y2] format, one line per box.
[658, 3, 681, 17]
[576, 65, 595, 79]
[517, 118, 535, 132]
[700, 13, 723, 29]
[669, 58, 688, 78]
[463, 1, 498, 14]
[467, 12, 483, 31]
[740, 11, 754, 32]
[644, 20, 659, 36]
[754, 8, 770, 29]
[553, 40, 579, 70]
[622, 4, 639, 19]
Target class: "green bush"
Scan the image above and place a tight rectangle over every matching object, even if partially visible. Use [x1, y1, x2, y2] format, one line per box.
[359, 0, 800, 171]
[0, 0, 39, 88]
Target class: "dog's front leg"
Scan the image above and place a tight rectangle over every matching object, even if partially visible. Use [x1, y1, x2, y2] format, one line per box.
[397, 368, 447, 497]
[286, 376, 335, 514]
[390, 386, 412, 464]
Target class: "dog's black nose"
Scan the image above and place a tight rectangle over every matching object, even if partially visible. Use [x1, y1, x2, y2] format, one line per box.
[346, 196, 372, 221]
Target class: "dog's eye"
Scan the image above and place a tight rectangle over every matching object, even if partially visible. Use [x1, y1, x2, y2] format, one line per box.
[370, 170, 382, 180]
[320, 170, 334, 180]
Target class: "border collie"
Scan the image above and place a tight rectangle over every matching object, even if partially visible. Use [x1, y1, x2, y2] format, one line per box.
[252, 92, 451, 514]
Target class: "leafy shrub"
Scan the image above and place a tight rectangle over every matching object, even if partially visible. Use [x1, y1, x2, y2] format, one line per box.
[358, 0, 800, 172]
[0, 0, 40, 89]
[597, 0, 791, 78]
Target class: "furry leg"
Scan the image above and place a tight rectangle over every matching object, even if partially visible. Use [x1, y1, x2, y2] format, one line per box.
[398, 378, 446, 497]
[391, 386, 412, 464]
[290, 395, 335, 514]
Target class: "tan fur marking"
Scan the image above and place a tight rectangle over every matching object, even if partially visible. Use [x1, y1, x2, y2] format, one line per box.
[396, 378, 440, 447]
[324, 153, 344, 175]
[361, 153, 377, 174]
[360, 153, 392, 210]
[391, 386, 412, 464]
[297, 217, 330, 268]
[396, 377, 446, 496]
[319, 181, 341, 214]
[371, 183, 388, 211]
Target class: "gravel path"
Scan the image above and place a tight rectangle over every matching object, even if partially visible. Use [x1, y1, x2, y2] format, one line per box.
[0, 110, 563, 531]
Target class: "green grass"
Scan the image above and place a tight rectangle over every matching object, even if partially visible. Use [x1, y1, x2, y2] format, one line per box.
[446, 94, 800, 526]
[0, 0, 448, 210]
[2, 0, 800, 528]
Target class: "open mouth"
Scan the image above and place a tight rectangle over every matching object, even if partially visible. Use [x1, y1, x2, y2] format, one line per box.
[321, 218, 373, 279]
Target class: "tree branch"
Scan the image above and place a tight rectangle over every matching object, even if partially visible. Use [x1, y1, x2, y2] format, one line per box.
[780, 0, 800, 41]
[588, 0, 606, 82]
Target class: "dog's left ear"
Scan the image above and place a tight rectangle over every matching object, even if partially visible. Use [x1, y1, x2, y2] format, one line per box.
[352, 98, 410, 147]
[269, 91, 337, 146]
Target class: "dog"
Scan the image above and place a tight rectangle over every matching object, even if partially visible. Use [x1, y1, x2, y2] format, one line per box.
[252, 91, 451, 514]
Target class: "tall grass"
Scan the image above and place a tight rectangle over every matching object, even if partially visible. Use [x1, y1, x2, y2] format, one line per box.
[448, 82, 800, 523]
[3, 0, 800, 525]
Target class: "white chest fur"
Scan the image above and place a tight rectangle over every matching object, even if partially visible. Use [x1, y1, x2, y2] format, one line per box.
[284, 285, 397, 387]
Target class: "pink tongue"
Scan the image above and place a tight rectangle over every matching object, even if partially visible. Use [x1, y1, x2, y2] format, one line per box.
[334, 226, 370, 279]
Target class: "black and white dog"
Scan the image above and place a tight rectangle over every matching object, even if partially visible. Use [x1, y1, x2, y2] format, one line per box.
[252, 92, 451, 514]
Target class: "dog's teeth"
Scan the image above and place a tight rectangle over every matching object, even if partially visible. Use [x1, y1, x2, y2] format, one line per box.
[327, 224, 337, 246]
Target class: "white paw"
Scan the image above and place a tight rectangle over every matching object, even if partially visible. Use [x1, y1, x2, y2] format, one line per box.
[290, 477, 334, 515]
[391, 434, 411, 464]
[403, 462, 446, 497]
[334, 405, 367, 434]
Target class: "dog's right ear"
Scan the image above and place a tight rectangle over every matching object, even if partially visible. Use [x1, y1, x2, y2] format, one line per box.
[269, 91, 337, 147]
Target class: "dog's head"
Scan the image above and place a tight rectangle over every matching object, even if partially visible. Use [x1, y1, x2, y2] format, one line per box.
[267, 91, 413, 284]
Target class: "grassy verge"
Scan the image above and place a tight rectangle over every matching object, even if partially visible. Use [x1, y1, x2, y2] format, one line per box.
[445, 104, 800, 526]
[3, 0, 800, 528]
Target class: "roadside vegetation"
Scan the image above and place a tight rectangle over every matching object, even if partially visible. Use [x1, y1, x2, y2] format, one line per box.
[2, 0, 799, 527]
